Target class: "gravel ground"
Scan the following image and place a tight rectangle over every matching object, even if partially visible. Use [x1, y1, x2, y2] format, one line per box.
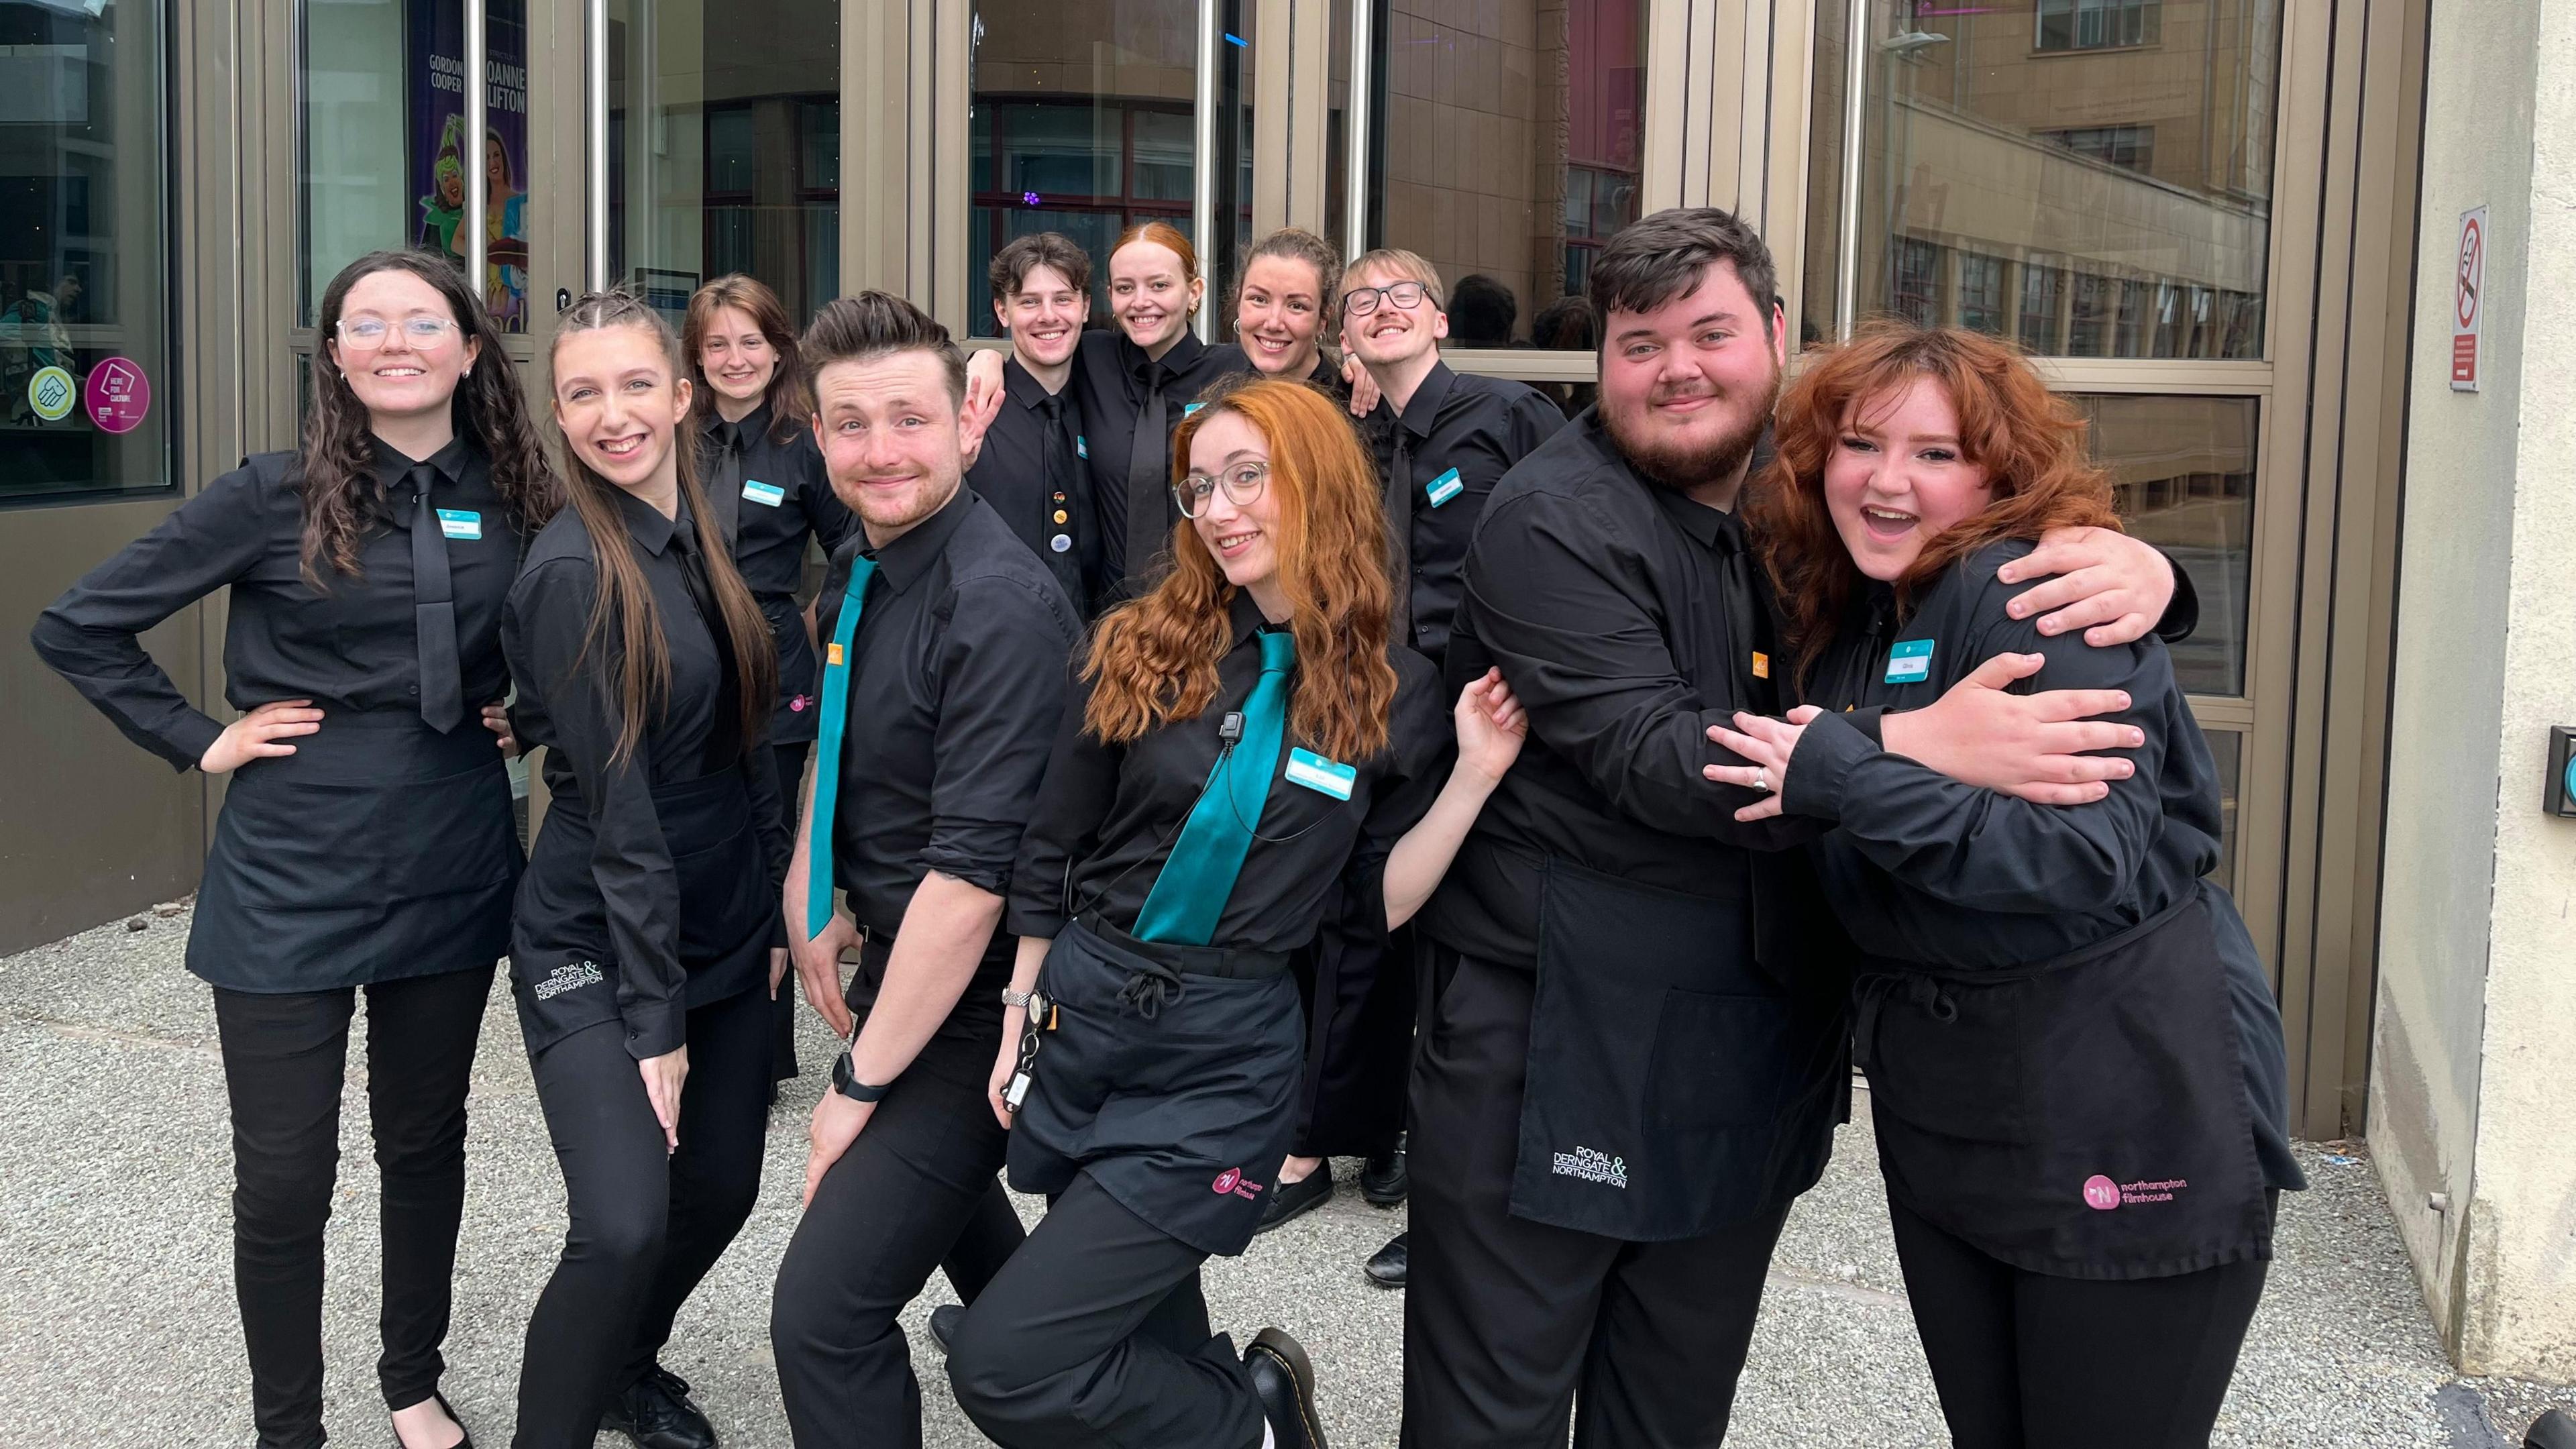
[1, 905, 2568, 1447]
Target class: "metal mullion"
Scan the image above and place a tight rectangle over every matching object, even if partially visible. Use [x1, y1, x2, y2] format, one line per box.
[2031, 359, 2274, 394]
[1443, 351, 1599, 383]
[466, 0, 488, 289]
[1341, 0, 1373, 262]
[1193, 0, 1220, 341]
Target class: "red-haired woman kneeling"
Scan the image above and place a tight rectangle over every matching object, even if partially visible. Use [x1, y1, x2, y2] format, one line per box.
[1716, 323, 2304, 1448]
[945, 377, 1525, 1449]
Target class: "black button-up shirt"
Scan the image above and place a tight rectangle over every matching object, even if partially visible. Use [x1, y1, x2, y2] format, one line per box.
[1360, 360, 1566, 666]
[965, 357, 1097, 608]
[503, 492, 789, 1057]
[813, 487, 1083, 1010]
[696, 404, 861, 743]
[33, 436, 519, 770]
[1069, 328, 1250, 588]
[1008, 592, 1453, 954]
[1419, 411, 1819, 973]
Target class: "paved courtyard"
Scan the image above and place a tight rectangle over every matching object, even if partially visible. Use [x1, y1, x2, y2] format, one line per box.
[1, 904, 2569, 1447]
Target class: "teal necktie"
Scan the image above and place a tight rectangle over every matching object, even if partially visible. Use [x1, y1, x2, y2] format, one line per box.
[1133, 629, 1296, 946]
[804, 557, 879, 940]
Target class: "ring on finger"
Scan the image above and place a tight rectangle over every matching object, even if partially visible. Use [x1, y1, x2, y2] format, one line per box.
[1752, 768, 1773, 794]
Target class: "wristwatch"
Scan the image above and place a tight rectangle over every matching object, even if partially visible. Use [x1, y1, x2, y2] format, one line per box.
[1001, 986, 1039, 1008]
[830, 1049, 890, 1104]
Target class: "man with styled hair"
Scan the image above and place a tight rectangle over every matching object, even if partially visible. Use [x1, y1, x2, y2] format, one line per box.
[1403, 209, 2190, 1444]
[967, 233, 1100, 610]
[767, 290, 1083, 1448]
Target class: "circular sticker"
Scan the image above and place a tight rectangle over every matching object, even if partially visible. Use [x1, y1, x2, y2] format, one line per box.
[1049, 533, 1073, 553]
[1212, 1167, 1242, 1196]
[84, 357, 152, 435]
[2081, 1175, 2121, 1212]
[28, 365, 75, 421]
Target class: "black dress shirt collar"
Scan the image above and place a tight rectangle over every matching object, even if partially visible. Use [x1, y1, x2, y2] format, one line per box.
[370, 431, 475, 490]
[861, 482, 975, 596]
[1122, 329, 1207, 389]
[1395, 360, 1459, 440]
[610, 485, 684, 557]
[1007, 357, 1069, 411]
[703, 400, 773, 446]
[1224, 587, 1278, 651]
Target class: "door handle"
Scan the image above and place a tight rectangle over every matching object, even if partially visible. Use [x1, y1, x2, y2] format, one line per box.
[557, 288, 573, 315]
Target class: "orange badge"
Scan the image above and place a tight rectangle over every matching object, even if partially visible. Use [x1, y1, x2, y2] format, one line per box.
[1751, 651, 1770, 679]
[826, 643, 845, 666]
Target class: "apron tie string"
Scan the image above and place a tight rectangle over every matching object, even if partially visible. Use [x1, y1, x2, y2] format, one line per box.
[1114, 959, 1186, 1021]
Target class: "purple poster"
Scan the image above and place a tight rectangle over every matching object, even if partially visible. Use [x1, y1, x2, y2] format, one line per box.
[409, 0, 532, 331]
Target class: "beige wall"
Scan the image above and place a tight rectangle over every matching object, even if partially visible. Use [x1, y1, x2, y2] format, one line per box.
[2371, 0, 2576, 1380]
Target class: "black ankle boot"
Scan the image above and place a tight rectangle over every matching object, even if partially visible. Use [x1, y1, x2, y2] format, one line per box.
[600, 1365, 716, 1449]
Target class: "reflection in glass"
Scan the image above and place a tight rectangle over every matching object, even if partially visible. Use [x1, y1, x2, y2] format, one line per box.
[2203, 729, 2241, 883]
[1805, 0, 2281, 359]
[608, 0, 841, 331]
[2074, 393, 2255, 697]
[1360, 0, 1644, 348]
[3, 0, 169, 501]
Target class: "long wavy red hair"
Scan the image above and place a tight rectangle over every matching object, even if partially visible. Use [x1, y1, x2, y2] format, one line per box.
[1746, 321, 2121, 690]
[1083, 376, 1398, 763]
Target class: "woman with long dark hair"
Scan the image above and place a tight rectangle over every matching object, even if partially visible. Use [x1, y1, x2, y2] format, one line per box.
[943, 377, 1525, 1449]
[32, 248, 555, 1449]
[682, 273, 859, 1083]
[1717, 323, 2304, 1448]
[500, 291, 786, 1449]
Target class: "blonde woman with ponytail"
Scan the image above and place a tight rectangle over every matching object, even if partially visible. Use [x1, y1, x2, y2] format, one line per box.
[500, 291, 785, 1449]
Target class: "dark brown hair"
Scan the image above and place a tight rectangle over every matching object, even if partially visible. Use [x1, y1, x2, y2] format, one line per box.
[1587, 207, 1778, 342]
[799, 290, 967, 411]
[549, 290, 777, 765]
[989, 232, 1094, 302]
[1745, 321, 2121, 690]
[682, 274, 809, 443]
[302, 249, 557, 587]
[1085, 378, 1397, 764]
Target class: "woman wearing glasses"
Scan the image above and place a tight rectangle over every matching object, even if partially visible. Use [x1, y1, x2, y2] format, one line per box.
[943, 377, 1525, 1449]
[33, 248, 556, 1449]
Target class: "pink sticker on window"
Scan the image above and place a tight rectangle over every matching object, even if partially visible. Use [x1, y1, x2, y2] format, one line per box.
[84, 358, 152, 435]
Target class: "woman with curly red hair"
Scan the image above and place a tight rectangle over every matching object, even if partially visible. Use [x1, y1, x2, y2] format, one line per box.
[942, 376, 1525, 1449]
[1716, 322, 2304, 1447]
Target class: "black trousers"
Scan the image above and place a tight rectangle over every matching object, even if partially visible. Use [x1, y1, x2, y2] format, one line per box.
[1404, 951, 1790, 1448]
[771, 738, 812, 1082]
[946, 1173, 1265, 1449]
[769, 1012, 1027, 1448]
[511, 983, 773, 1449]
[1289, 907, 1414, 1160]
[1888, 1194, 2273, 1448]
[211, 963, 493, 1449]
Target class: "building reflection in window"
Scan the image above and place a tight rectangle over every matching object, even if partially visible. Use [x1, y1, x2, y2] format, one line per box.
[2075, 392, 2256, 698]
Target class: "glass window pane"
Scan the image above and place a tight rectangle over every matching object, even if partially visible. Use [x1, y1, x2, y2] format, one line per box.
[1808, 0, 2279, 359]
[969, 0, 1197, 338]
[2, 0, 170, 503]
[2076, 393, 2256, 697]
[609, 0, 841, 331]
[1362, 0, 1645, 349]
[2202, 729, 2242, 883]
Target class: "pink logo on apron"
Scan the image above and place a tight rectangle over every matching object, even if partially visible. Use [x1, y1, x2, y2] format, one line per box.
[790, 695, 811, 712]
[1212, 1168, 1264, 1199]
[2082, 1175, 2121, 1211]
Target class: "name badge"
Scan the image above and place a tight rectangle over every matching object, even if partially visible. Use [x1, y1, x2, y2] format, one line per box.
[1426, 468, 1464, 508]
[1885, 638, 1935, 684]
[1285, 747, 1357, 801]
[1184, 402, 1205, 417]
[435, 508, 481, 541]
[1076, 435, 1089, 459]
[742, 480, 786, 508]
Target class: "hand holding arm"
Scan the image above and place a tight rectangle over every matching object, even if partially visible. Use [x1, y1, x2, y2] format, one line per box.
[1383, 671, 1526, 930]
[1998, 525, 2176, 647]
[1876, 651, 2142, 804]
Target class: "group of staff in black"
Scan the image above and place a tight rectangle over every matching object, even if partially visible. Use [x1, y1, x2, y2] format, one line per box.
[33, 204, 2300, 1449]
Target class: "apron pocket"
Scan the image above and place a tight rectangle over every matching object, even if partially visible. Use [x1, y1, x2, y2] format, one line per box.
[673, 826, 764, 965]
[1863, 975, 2031, 1148]
[1644, 989, 1790, 1133]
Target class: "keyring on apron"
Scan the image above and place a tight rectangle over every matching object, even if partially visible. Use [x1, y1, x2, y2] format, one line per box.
[1003, 989, 1053, 1113]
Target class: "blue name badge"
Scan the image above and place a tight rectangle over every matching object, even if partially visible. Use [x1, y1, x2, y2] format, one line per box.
[435, 508, 481, 541]
[1426, 468, 1464, 508]
[1885, 638, 1935, 684]
[742, 479, 786, 508]
[1076, 435, 1089, 459]
[1284, 747, 1357, 801]
[1184, 402, 1205, 417]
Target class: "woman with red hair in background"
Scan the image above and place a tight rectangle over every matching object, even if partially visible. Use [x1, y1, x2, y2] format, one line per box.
[1713, 323, 2304, 1448]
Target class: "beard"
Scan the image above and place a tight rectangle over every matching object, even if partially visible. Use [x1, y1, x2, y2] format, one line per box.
[1602, 367, 1781, 497]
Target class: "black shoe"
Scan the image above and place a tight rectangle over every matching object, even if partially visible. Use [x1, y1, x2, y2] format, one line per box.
[2529, 1409, 2576, 1449]
[1244, 1326, 1328, 1449]
[928, 1303, 964, 1353]
[600, 1365, 716, 1449]
[390, 1390, 474, 1449]
[1254, 1168, 1334, 1234]
[1363, 1231, 1408, 1289]
[1358, 1137, 1407, 1207]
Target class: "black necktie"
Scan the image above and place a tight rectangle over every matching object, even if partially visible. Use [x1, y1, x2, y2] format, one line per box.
[1386, 428, 1415, 640]
[406, 462, 464, 732]
[708, 420, 745, 549]
[669, 521, 743, 770]
[1036, 393, 1083, 598]
[1124, 372, 1171, 591]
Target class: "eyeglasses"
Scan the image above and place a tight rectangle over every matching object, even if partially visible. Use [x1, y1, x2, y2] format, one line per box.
[1339, 281, 1431, 319]
[335, 316, 461, 349]
[1173, 460, 1269, 519]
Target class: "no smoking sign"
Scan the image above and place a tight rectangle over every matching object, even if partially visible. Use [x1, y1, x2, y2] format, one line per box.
[2453, 205, 2486, 392]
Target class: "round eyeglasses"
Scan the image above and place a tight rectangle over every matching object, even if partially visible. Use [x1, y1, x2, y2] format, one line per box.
[335, 316, 462, 349]
[1339, 281, 1431, 319]
[1173, 460, 1269, 519]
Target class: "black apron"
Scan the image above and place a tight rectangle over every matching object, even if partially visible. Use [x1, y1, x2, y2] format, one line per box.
[1854, 882, 2271, 1280]
[1507, 855, 1845, 1240]
[193, 709, 518, 990]
[1007, 916, 1305, 1258]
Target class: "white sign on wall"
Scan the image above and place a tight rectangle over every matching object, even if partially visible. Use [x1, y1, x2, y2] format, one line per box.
[2453, 205, 2486, 393]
